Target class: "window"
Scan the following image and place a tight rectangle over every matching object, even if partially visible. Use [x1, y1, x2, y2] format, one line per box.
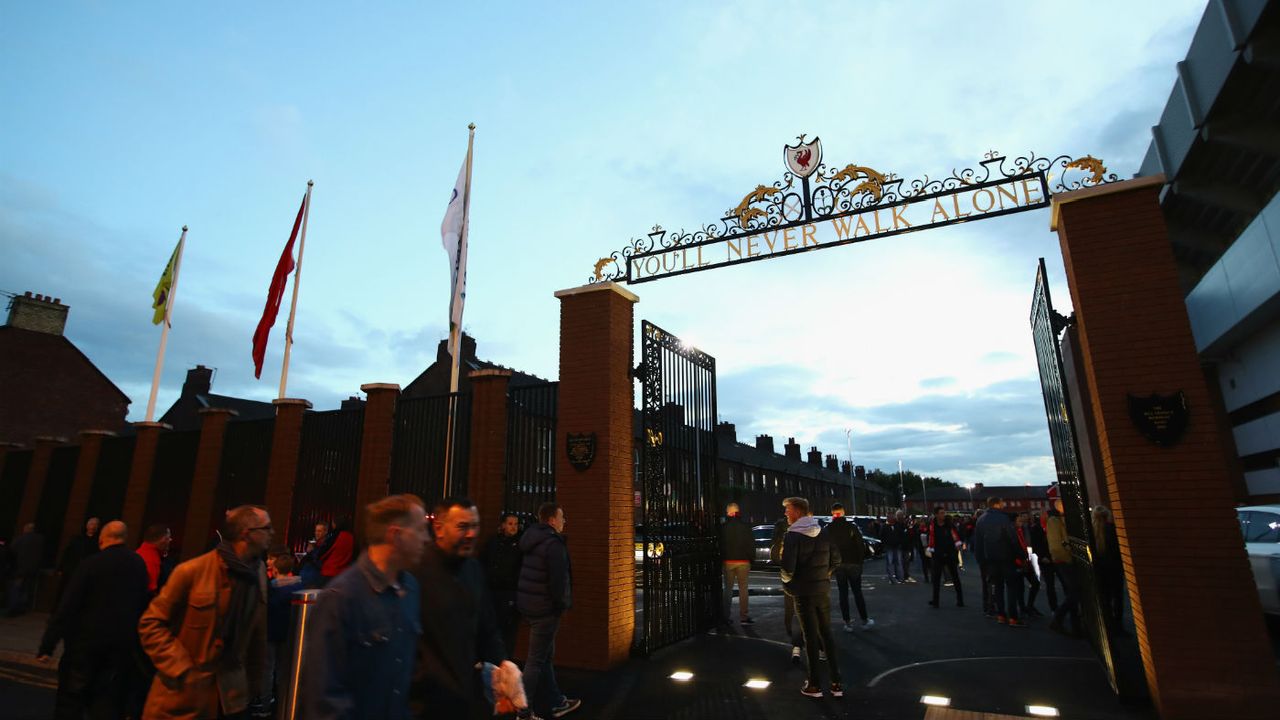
[1245, 512, 1280, 543]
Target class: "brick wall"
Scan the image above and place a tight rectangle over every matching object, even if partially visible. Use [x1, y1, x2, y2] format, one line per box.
[553, 282, 638, 670]
[354, 384, 400, 544]
[265, 399, 310, 541]
[181, 409, 236, 559]
[1053, 177, 1280, 717]
[466, 371, 511, 548]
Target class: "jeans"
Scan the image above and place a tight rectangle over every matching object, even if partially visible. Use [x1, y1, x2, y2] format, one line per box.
[6, 574, 37, 616]
[783, 593, 802, 646]
[833, 564, 868, 623]
[930, 556, 963, 605]
[524, 614, 565, 715]
[1052, 563, 1081, 632]
[54, 649, 139, 720]
[1022, 569, 1041, 612]
[987, 561, 1021, 619]
[794, 593, 840, 686]
[884, 547, 903, 581]
[493, 590, 519, 658]
[1040, 562, 1060, 611]
[722, 562, 750, 621]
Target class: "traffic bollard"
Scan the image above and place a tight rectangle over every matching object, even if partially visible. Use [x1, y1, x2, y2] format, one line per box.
[279, 588, 321, 720]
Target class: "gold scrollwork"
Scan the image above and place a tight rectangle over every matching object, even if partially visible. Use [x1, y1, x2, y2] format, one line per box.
[593, 257, 614, 282]
[1065, 155, 1107, 185]
[645, 428, 664, 447]
[830, 164, 888, 201]
[733, 184, 780, 229]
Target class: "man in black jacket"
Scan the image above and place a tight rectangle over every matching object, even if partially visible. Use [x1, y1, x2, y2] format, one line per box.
[412, 497, 508, 719]
[54, 516, 99, 605]
[481, 512, 523, 658]
[720, 503, 754, 626]
[37, 520, 150, 719]
[517, 502, 581, 719]
[926, 507, 965, 608]
[780, 497, 842, 699]
[826, 504, 874, 631]
[975, 497, 1024, 627]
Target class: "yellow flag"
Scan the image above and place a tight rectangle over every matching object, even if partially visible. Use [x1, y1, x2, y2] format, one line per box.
[151, 241, 180, 325]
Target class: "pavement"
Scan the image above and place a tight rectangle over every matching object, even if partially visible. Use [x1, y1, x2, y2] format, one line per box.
[3, 559, 1265, 719]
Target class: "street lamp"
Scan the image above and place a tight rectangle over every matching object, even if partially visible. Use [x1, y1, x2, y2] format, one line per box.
[965, 483, 975, 511]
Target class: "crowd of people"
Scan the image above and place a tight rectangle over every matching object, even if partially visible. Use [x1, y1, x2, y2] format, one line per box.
[24, 497, 583, 720]
[736, 494, 1128, 698]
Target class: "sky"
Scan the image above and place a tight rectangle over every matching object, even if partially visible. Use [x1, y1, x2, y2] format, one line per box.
[1, 1, 1209, 486]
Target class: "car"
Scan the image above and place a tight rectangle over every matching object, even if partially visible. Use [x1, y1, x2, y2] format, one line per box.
[1236, 505, 1280, 616]
[752, 519, 884, 565]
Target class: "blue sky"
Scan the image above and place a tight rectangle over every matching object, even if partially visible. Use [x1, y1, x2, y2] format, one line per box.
[1, 1, 1208, 486]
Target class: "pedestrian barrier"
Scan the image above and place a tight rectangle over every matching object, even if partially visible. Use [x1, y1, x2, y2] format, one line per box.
[280, 588, 321, 720]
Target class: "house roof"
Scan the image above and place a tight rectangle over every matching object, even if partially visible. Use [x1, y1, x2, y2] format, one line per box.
[0, 326, 130, 404]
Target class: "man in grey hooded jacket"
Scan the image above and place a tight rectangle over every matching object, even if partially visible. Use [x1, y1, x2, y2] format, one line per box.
[780, 497, 843, 699]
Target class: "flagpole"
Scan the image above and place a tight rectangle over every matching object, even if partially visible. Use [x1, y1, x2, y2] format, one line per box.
[145, 226, 187, 423]
[443, 124, 475, 496]
[278, 181, 313, 400]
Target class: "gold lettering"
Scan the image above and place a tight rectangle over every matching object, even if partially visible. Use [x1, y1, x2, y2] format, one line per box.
[996, 183, 1019, 209]
[931, 199, 950, 223]
[854, 214, 871, 237]
[697, 245, 709, 267]
[783, 227, 797, 250]
[762, 231, 778, 253]
[950, 194, 971, 219]
[802, 224, 818, 246]
[973, 188, 996, 213]
[892, 203, 911, 228]
[747, 237, 760, 257]
[1021, 178, 1044, 204]
[726, 238, 743, 259]
[644, 256, 660, 277]
[680, 248, 691, 270]
[830, 216, 853, 240]
[873, 208, 887, 233]
[662, 252, 677, 273]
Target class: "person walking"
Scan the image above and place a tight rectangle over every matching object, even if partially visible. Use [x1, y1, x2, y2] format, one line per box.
[481, 512, 524, 658]
[1029, 512, 1058, 612]
[137, 525, 172, 595]
[780, 497, 842, 699]
[879, 513, 903, 584]
[138, 505, 272, 719]
[825, 503, 874, 631]
[974, 497, 1024, 627]
[264, 549, 301, 713]
[1047, 498, 1080, 636]
[1014, 512, 1043, 617]
[914, 516, 930, 580]
[37, 520, 150, 720]
[6, 522, 44, 616]
[770, 513, 803, 660]
[720, 503, 755, 626]
[54, 517, 100, 605]
[303, 495, 427, 719]
[517, 502, 581, 719]
[926, 507, 964, 608]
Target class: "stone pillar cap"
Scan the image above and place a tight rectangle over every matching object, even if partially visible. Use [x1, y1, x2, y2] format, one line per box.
[34, 435, 69, 443]
[272, 398, 313, 408]
[197, 407, 240, 417]
[359, 383, 401, 392]
[1049, 174, 1165, 230]
[78, 429, 118, 437]
[0, 441, 27, 449]
[554, 281, 639, 303]
[133, 422, 172, 430]
[468, 369, 513, 379]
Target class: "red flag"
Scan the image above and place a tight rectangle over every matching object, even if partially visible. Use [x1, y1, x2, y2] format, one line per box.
[252, 196, 306, 379]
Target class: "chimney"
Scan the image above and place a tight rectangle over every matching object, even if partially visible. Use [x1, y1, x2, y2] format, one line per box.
[341, 395, 367, 411]
[807, 447, 822, 466]
[841, 461, 853, 477]
[755, 434, 774, 454]
[855, 465, 866, 481]
[715, 422, 737, 444]
[784, 437, 801, 460]
[825, 454, 839, 471]
[6, 291, 69, 335]
[974, 483, 984, 491]
[182, 365, 213, 398]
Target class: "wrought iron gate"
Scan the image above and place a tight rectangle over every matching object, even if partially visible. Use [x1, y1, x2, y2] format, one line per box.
[1030, 258, 1119, 690]
[504, 382, 558, 524]
[637, 320, 720, 654]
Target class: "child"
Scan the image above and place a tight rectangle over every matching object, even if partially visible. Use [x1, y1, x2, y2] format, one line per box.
[265, 550, 303, 715]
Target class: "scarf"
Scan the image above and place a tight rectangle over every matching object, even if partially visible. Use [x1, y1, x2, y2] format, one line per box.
[216, 542, 261, 663]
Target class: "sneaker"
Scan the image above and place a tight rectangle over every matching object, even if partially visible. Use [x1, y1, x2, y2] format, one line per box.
[843, 621, 855, 633]
[904, 577, 918, 584]
[791, 646, 802, 663]
[1008, 618, 1028, 628]
[740, 616, 754, 625]
[829, 682, 844, 698]
[801, 682, 823, 698]
[996, 614, 1008, 624]
[551, 698, 582, 718]
[818, 650, 827, 661]
[861, 618, 876, 629]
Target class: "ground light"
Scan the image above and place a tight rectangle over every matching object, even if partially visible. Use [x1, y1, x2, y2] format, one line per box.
[1026, 705, 1060, 717]
[920, 695, 951, 707]
[669, 671, 694, 682]
[744, 679, 771, 690]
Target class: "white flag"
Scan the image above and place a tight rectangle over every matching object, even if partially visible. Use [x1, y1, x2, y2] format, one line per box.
[441, 147, 470, 359]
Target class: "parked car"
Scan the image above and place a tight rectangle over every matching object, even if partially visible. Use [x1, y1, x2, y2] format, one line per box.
[752, 519, 883, 565]
[1236, 505, 1280, 616]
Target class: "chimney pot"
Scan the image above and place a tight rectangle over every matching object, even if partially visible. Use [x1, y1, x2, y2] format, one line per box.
[52, 298, 60, 304]
[23, 291, 32, 298]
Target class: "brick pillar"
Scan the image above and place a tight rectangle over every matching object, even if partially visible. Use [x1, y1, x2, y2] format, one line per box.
[354, 384, 400, 544]
[14, 436, 66, 535]
[265, 399, 310, 543]
[58, 430, 114, 555]
[467, 370, 511, 548]
[180, 408, 237, 560]
[553, 282, 638, 670]
[122, 422, 169, 545]
[1052, 176, 1280, 718]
